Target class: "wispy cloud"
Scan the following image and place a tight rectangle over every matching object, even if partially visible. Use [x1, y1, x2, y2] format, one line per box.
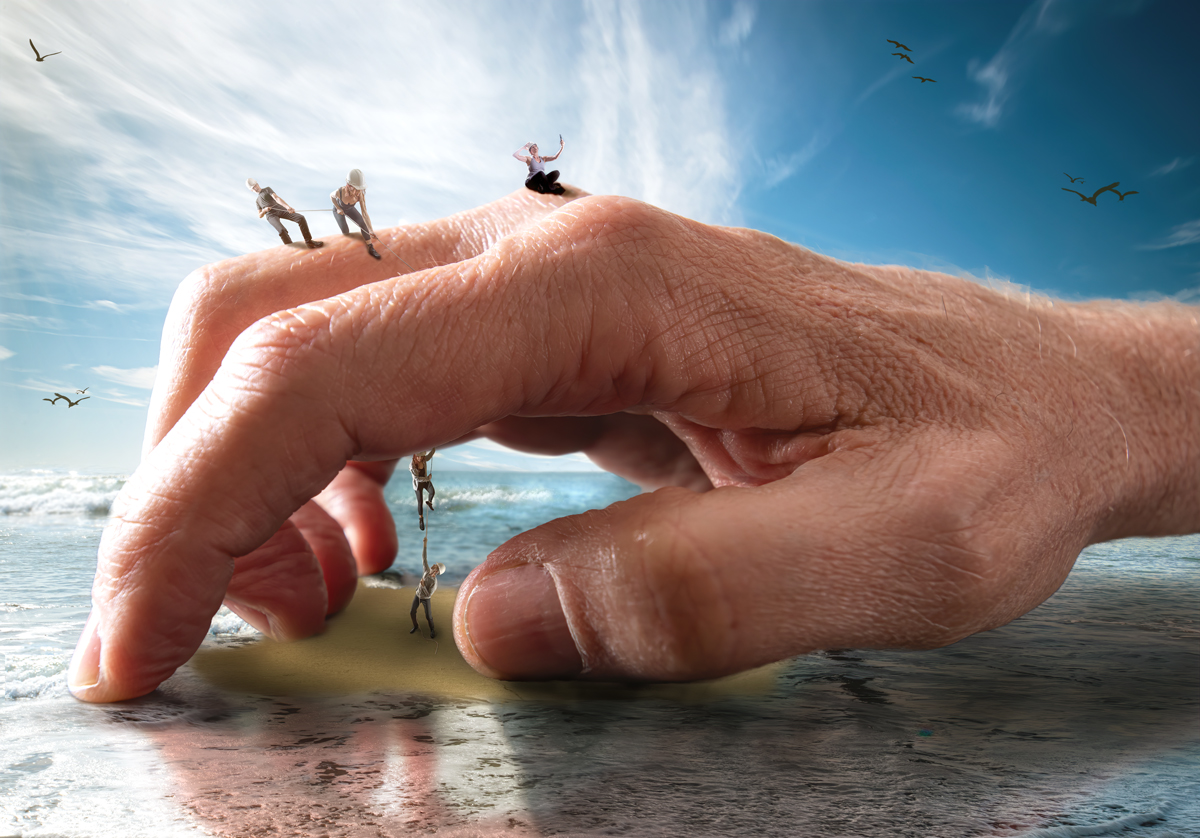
[0, 345, 14, 361]
[1, 0, 742, 312]
[0, 289, 144, 313]
[1138, 219, 1200, 251]
[90, 365, 158, 389]
[958, 0, 1078, 129]
[97, 389, 150, 408]
[763, 133, 828, 189]
[718, 1, 756, 48]
[573, 1, 740, 223]
[1149, 157, 1195, 178]
[0, 313, 65, 330]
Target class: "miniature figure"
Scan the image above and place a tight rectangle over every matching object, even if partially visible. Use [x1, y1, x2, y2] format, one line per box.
[330, 168, 380, 259]
[514, 136, 566, 195]
[411, 449, 436, 531]
[246, 179, 324, 248]
[410, 534, 446, 638]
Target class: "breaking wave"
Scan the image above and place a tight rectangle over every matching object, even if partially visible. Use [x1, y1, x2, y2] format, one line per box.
[0, 470, 126, 516]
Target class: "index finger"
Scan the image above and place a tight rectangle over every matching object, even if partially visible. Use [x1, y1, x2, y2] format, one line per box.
[145, 187, 586, 454]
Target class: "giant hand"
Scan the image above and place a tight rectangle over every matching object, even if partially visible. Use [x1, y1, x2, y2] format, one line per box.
[69, 189, 1199, 702]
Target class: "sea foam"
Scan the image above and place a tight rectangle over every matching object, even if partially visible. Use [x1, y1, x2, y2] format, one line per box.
[0, 471, 125, 516]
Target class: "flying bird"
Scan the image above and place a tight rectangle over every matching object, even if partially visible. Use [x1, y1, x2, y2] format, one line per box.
[893, 52, 914, 64]
[29, 40, 61, 62]
[63, 395, 89, 407]
[887, 40, 911, 51]
[43, 395, 63, 404]
[1111, 189, 1138, 201]
[1063, 173, 1084, 183]
[913, 76, 937, 83]
[1061, 182, 1120, 206]
[76, 387, 88, 394]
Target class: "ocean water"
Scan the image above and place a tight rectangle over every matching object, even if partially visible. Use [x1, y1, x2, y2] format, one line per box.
[1, 468, 1197, 838]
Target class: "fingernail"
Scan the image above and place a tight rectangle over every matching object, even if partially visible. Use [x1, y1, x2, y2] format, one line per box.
[68, 611, 102, 692]
[462, 564, 583, 680]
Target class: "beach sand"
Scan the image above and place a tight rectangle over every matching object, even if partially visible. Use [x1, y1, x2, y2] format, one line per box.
[189, 582, 780, 701]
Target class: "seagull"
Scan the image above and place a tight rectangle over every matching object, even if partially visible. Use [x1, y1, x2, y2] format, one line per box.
[887, 40, 911, 51]
[1111, 189, 1138, 201]
[76, 387, 88, 394]
[29, 40, 61, 62]
[61, 394, 89, 407]
[912, 76, 937, 83]
[1061, 182, 1120, 206]
[1063, 173, 1084, 183]
[43, 395, 64, 404]
[893, 52, 914, 64]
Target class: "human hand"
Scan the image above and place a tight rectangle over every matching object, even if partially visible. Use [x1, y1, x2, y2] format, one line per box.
[68, 187, 590, 702]
[69, 191, 1199, 702]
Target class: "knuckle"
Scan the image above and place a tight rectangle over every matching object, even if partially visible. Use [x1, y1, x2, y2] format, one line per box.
[224, 300, 346, 393]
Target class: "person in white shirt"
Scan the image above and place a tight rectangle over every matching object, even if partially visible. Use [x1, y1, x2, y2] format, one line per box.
[514, 136, 565, 195]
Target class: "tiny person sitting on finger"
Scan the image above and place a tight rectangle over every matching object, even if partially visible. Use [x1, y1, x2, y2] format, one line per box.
[514, 135, 565, 195]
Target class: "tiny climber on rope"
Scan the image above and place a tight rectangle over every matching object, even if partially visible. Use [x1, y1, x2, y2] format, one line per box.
[410, 534, 446, 639]
[330, 168, 381, 260]
[246, 178, 324, 249]
[411, 449, 436, 531]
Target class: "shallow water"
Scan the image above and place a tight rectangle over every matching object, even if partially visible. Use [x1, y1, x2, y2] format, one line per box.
[2, 470, 1197, 837]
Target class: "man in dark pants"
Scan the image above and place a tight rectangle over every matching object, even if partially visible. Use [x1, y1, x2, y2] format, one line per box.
[410, 534, 446, 638]
[246, 178, 324, 248]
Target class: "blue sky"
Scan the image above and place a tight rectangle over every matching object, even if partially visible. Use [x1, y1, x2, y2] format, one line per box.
[1, 0, 1197, 471]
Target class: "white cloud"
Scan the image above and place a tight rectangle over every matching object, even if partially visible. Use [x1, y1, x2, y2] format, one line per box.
[0, 0, 741, 309]
[1138, 219, 1200, 251]
[1150, 157, 1194, 178]
[0, 312, 64, 330]
[957, 0, 1079, 129]
[718, 1, 756, 48]
[573, 1, 740, 223]
[86, 300, 125, 313]
[0, 345, 14, 361]
[764, 133, 827, 188]
[90, 365, 158, 389]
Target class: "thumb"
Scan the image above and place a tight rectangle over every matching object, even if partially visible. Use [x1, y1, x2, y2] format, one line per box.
[452, 432, 1074, 682]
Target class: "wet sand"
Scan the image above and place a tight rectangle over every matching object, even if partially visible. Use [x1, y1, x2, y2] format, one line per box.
[189, 582, 780, 701]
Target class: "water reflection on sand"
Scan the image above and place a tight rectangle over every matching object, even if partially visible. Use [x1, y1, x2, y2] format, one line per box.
[116, 556, 1197, 838]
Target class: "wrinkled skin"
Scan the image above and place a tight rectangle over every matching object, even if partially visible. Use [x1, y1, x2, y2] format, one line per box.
[69, 187, 1200, 702]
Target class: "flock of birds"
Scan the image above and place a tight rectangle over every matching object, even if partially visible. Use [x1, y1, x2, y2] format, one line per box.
[43, 388, 89, 408]
[887, 39, 936, 83]
[1061, 174, 1139, 205]
[887, 39, 1140, 207]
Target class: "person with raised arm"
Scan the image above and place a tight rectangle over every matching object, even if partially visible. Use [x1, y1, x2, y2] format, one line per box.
[514, 136, 565, 195]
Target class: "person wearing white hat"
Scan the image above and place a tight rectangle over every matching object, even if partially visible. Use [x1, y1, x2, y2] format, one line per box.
[246, 178, 324, 248]
[330, 168, 380, 259]
[410, 534, 446, 639]
[514, 136, 566, 195]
